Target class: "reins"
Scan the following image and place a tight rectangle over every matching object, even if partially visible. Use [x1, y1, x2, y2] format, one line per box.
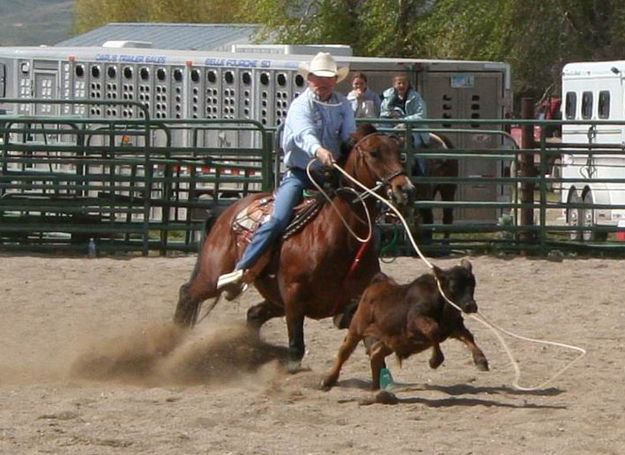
[333, 161, 587, 392]
[305, 132, 405, 244]
[306, 159, 374, 243]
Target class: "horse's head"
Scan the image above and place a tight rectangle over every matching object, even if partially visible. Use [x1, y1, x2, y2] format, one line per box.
[344, 124, 414, 206]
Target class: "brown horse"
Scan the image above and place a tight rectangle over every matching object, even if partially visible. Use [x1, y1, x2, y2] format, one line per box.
[174, 124, 414, 371]
[414, 133, 458, 242]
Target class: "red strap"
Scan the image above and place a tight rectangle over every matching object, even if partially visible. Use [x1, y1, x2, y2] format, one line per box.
[345, 238, 372, 281]
[332, 237, 373, 316]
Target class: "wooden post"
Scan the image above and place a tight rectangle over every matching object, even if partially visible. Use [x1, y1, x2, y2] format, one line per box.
[519, 98, 537, 245]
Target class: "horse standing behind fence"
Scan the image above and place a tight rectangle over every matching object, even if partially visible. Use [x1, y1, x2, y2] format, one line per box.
[174, 124, 414, 371]
[415, 133, 458, 242]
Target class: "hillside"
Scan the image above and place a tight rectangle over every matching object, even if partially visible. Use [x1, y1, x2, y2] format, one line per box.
[0, 0, 73, 46]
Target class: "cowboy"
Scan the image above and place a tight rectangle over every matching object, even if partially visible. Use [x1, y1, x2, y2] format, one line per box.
[380, 72, 430, 176]
[216, 52, 356, 290]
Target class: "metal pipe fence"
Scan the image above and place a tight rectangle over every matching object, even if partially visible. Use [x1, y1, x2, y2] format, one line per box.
[2, 105, 625, 257]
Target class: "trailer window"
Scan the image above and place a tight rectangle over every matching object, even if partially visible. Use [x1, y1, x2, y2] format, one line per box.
[598, 90, 610, 119]
[581, 91, 593, 119]
[565, 92, 576, 119]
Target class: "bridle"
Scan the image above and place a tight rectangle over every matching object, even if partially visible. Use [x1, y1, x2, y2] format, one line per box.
[349, 132, 407, 191]
[305, 131, 409, 243]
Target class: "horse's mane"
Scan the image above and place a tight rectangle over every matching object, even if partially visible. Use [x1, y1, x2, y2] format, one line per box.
[339, 123, 378, 166]
[353, 123, 377, 139]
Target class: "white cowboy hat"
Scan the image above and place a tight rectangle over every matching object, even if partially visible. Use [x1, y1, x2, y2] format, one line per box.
[298, 52, 349, 83]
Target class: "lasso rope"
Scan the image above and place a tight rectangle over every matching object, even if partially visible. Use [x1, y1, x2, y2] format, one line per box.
[305, 159, 374, 243]
[332, 162, 587, 392]
[304, 131, 394, 244]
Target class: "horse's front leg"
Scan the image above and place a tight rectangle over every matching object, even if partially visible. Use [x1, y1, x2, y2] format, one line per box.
[285, 307, 305, 373]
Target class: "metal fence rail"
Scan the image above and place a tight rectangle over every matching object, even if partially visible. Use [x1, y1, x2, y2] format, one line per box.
[0, 100, 272, 255]
[373, 117, 625, 257]
[3, 107, 625, 257]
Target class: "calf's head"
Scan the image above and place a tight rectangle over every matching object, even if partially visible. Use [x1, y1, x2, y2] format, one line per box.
[433, 259, 477, 313]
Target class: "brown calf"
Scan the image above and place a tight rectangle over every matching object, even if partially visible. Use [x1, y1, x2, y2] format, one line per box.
[322, 259, 489, 390]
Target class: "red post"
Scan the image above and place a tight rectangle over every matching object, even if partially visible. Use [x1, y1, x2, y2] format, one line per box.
[519, 98, 537, 245]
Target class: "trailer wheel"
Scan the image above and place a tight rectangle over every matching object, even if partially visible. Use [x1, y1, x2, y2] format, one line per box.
[581, 191, 607, 242]
[567, 192, 582, 241]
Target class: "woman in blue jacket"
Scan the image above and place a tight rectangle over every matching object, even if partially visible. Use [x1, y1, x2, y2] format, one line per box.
[380, 73, 429, 175]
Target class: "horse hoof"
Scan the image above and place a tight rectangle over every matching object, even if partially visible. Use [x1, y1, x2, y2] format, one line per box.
[286, 360, 301, 374]
[476, 360, 490, 371]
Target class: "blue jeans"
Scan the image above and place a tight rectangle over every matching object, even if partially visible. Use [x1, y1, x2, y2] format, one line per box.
[236, 168, 315, 270]
[412, 133, 428, 176]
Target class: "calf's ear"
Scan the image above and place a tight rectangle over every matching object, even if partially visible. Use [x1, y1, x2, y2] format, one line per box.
[460, 259, 472, 272]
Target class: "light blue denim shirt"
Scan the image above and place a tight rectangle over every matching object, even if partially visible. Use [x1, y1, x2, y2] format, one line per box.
[282, 88, 356, 171]
[380, 87, 429, 145]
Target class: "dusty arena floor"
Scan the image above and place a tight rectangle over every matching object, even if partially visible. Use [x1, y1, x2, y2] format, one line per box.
[1, 254, 623, 454]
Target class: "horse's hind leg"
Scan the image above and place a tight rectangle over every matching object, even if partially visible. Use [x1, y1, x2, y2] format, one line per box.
[174, 259, 223, 327]
[418, 207, 434, 244]
[174, 279, 211, 327]
[438, 184, 456, 241]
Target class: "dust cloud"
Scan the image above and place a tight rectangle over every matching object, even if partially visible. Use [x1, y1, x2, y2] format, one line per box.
[69, 322, 289, 387]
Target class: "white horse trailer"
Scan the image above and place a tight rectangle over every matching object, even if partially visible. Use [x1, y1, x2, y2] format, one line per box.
[0, 44, 512, 222]
[561, 60, 625, 240]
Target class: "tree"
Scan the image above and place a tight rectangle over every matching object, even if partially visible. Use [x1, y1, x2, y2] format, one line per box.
[73, 0, 625, 104]
[73, 0, 247, 35]
[244, 0, 625, 103]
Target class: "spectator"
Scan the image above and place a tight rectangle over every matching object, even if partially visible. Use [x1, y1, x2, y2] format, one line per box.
[380, 72, 429, 175]
[347, 72, 381, 118]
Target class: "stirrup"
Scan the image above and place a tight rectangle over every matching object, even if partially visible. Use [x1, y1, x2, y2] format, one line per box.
[217, 269, 245, 290]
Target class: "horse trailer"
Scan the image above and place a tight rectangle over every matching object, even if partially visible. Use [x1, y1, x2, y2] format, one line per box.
[561, 60, 625, 239]
[0, 43, 512, 223]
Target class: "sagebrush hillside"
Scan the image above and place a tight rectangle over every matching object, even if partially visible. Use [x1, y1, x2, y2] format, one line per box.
[0, 0, 73, 46]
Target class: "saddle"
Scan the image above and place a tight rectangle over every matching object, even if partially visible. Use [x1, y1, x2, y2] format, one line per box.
[232, 192, 326, 248]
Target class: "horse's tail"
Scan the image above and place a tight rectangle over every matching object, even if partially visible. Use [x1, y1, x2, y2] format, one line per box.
[429, 132, 453, 149]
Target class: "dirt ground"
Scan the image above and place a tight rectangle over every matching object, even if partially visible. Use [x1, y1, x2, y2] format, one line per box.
[1, 253, 624, 454]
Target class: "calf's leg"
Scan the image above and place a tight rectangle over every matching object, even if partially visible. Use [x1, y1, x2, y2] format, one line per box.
[453, 324, 489, 371]
[369, 340, 393, 390]
[429, 343, 445, 369]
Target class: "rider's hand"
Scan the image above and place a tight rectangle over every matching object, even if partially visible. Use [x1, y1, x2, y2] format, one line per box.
[315, 147, 335, 167]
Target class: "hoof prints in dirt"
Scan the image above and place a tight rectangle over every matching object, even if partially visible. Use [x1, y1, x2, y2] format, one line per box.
[70, 323, 288, 386]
